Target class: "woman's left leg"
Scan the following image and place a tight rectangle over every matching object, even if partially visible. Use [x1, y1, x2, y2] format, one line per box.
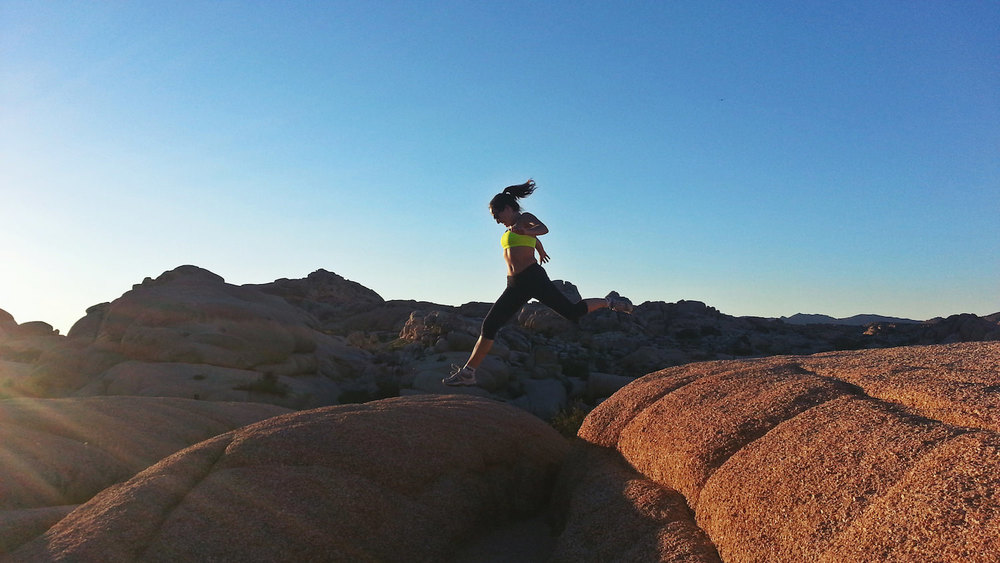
[529, 266, 632, 318]
[527, 266, 606, 321]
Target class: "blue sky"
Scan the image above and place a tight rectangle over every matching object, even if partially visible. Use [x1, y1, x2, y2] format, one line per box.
[2, 1, 998, 333]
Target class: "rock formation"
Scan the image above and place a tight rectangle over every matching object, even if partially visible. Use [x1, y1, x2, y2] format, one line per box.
[10, 395, 568, 561]
[5, 266, 377, 408]
[0, 396, 288, 554]
[246, 268, 386, 328]
[3, 265, 999, 558]
[4, 285, 999, 560]
[561, 341, 1000, 560]
[4, 266, 997, 419]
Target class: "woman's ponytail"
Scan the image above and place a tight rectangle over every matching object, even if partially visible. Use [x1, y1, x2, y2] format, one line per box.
[491, 179, 536, 213]
[503, 179, 536, 199]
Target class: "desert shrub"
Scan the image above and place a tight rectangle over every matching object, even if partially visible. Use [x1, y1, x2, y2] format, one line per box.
[234, 373, 289, 397]
[550, 404, 591, 439]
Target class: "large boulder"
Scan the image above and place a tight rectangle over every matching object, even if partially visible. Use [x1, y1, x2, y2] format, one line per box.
[30, 266, 378, 402]
[91, 266, 322, 372]
[247, 268, 386, 324]
[399, 309, 479, 347]
[11, 395, 569, 561]
[0, 308, 16, 332]
[0, 323, 95, 398]
[568, 341, 1000, 560]
[0, 396, 288, 554]
[66, 303, 109, 340]
[919, 313, 1000, 344]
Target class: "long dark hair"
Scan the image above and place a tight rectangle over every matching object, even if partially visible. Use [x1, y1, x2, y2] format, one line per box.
[489, 179, 536, 213]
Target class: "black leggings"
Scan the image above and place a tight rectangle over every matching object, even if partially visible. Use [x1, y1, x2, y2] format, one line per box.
[481, 263, 588, 340]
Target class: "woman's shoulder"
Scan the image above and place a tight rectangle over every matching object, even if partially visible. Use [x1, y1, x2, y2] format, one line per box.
[519, 212, 544, 224]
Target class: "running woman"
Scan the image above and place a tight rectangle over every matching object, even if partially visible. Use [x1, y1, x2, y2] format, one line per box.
[443, 179, 633, 386]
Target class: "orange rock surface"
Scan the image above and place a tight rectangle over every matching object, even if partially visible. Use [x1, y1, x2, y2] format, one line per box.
[575, 342, 1000, 561]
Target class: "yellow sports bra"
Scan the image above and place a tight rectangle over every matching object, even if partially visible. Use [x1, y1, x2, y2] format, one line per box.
[501, 230, 537, 249]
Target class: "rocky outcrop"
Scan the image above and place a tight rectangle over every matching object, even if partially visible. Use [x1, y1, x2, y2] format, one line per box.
[6, 266, 377, 407]
[0, 314, 87, 400]
[11, 395, 568, 561]
[6, 266, 997, 418]
[900, 312, 1000, 344]
[89, 265, 327, 372]
[4, 335, 999, 559]
[0, 309, 15, 332]
[0, 396, 288, 554]
[380, 291, 999, 419]
[562, 341, 1000, 560]
[247, 268, 386, 328]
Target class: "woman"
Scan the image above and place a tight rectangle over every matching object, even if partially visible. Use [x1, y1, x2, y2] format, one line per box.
[443, 179, 633, 386]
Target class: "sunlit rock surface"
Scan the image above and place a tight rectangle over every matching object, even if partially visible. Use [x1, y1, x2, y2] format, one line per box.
[564, 341, 1000, 560]
[10, 395, 568, 561]
[0, 396, 288, 554]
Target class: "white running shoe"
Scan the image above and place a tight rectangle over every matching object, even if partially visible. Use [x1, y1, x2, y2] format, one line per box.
[442, 365, 478, 386]
[606, 291, 634, 314]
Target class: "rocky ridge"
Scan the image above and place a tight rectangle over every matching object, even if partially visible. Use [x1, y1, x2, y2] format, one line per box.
[2, 265, 998, 420]
[780, 313, 921, 326]
[2, 266, 999, 559]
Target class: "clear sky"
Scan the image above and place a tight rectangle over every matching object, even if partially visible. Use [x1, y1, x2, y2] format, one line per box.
[2, 1, 998, 333]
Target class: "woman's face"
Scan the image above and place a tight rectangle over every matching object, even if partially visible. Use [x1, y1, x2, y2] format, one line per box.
[491, 205, 516, 227]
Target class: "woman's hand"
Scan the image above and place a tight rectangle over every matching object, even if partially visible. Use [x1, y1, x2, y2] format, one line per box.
[536, 239, 551, 263]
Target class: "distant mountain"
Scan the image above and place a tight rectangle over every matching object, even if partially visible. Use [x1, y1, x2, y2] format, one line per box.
[779, 313, 921, 326]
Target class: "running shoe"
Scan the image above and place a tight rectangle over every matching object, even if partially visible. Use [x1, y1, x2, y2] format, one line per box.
[442, 365, 478, 386]
[606, 291, 634, 314]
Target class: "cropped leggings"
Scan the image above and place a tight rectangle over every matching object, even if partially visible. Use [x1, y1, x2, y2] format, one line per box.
[481, 263, 588, 340]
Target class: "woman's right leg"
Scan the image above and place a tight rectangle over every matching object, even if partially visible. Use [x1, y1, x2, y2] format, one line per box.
[444, 281, 530, 385]
[466, 295, 618, 371]
[467, 283, 530, 368]
[464, 334, 494, 370]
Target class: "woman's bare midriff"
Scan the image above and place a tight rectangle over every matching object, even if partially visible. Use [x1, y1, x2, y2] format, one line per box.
[505, 247, 537, 276]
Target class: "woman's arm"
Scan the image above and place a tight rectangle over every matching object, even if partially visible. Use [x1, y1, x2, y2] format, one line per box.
[512, 213, 549, 236]
[535, 238, 550, 263]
